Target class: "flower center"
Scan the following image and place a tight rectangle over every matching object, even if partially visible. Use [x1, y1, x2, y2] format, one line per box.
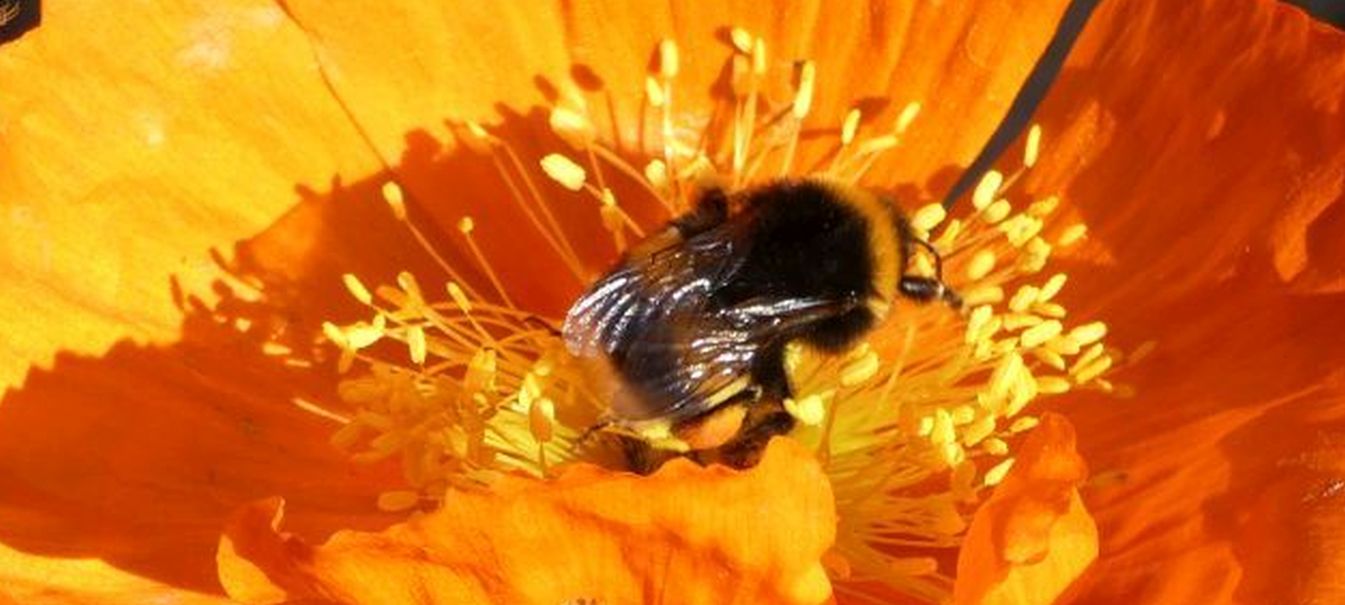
[317, 31, 1124, 603]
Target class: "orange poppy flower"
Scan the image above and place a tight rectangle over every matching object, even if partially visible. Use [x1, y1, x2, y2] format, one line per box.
[1, 0, 1341, 604]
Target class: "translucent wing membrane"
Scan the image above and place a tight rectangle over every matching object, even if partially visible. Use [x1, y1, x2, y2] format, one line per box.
[565, 228, 858, 422]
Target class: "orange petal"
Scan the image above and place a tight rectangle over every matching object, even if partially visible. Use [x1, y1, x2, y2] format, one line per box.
[953, 414, 1097, 605]
[1026, 0, 1345, 301]
[263, 0, 1077, 311]
[0, 334, 403, 599]
[0, 1, 383, 389]
[1016, 0, 1345, 603]
[219, 438, 836, 605]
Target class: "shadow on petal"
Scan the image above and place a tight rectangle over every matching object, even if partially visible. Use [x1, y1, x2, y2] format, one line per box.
[0, 107, 597, 598]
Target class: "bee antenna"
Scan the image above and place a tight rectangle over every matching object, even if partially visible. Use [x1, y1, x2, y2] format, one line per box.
[522, 314, 563, 336]
[910, 237, 945, 282]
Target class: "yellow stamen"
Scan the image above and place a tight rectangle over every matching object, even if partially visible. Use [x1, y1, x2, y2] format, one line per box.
[793, 61, 816, 119]
[910, 203, 947, 232]
[342, 273, 373, 306]
[540, 153, 587, 191]
[896, 102, 921, 134]
[321, 39, 1125, 605]
[457, 216, 516, 309]
[730, 27, 753, 53]
[658, 38, 679, 78]
[381, 181, 407, 221]
[407, 325, 427, 365]
[1023, 123, 1042, 167]
[549, 106, 596, 150]
[965, 250, 996, 281]
[1057, 223, 1088, 246]
[972, 170, 1004, 210]
[983, 458, 1015, 487]
[841, 108, 861, 146]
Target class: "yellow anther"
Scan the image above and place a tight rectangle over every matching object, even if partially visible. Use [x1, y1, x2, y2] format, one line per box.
[896, 102, 921, 134]
[540, 153, 587, 191]
[972, 170, 1004, 210]
[1010, 416, 1041, 433]
[381, 181, 407, 221]
[407, 325, 427, 365]
[961, 416, 997, 446]
[984, 437, 1010, 456]
[751, 38, 767, 75]
[841, 350, 881, 387]
[965, 250, 997, 281]
[658, 38, 680, 78]
[345, 321, 384, 350]
[965, 305, 994, 344]
[342, 273, 373, 306]
[982, 199, 1012, 224]
[1009, 285, 1040, 313]
[792, 61, 817, 119]
[1023, 123, 1042, 167]
[983, 458, 1015, 487]
[841, 108, 861, 146]
[1036, 376, 1071, 394]
[1021, 237, 1053, 273]
[549, 106, 595, 149]
[446, 281, 472, 313]
[1058, 223, 1088, 246]
[961, 285, 1005, 306]
[1028, 195, 1059, 217]
[1069, 321, 1109, 346]
[910, 203, 947, 232]
[645, 76, 666, 107]
[856, 134, 899, 155]
[644, 159, 669, 190]
[1038, 273, 1068, 302]
[1073, 355, 1113, 384]
[1020, 320, 1063, 348]
[930, 408, 955, 445]
[730, 27, 754, 53]
[1032, 348, 1067, 371]
[457, 120, 494, 154]
[322, 321, 349, 349]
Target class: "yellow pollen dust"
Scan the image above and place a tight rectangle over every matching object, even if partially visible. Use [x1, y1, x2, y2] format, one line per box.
[314, 33, 1124, 605]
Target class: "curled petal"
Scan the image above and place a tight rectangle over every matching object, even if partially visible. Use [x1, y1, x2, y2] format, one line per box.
[954, 414, 1097, 605]
[219, 439, 836, 605]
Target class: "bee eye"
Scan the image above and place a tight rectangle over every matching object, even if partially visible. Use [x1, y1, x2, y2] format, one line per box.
[898, 276, 944, 302]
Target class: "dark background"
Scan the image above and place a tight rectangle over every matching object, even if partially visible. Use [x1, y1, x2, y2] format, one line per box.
[1288, 0, 1345, 25]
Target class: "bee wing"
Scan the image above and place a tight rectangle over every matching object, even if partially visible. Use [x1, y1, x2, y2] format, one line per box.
[563, 230, 743, 359]
[614, 296, 857, 422]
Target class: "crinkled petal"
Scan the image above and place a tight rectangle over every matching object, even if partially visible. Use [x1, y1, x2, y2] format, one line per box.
[954, 414, 1097, 605]
[1019, 0, 1345, 603]
[218, 438, 836, 605]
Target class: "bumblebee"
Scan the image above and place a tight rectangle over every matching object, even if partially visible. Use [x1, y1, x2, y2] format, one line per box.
[563, 179, 961, 470]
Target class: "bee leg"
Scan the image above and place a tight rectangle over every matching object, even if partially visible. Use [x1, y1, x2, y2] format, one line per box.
[616, 435, 680, 475]
[708, 401, 797, 469]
